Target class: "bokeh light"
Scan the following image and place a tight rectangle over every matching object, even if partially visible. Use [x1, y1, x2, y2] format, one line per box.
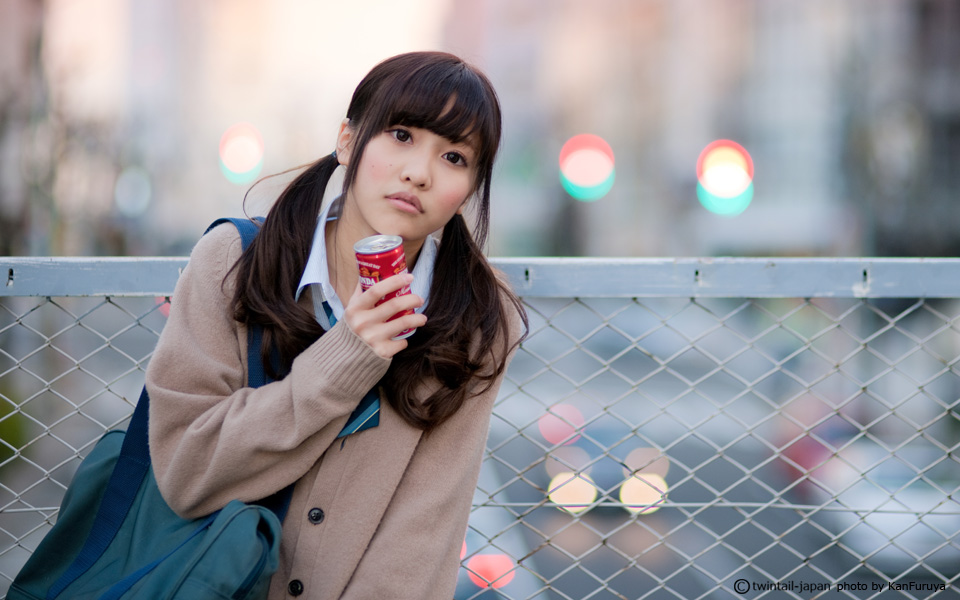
[620, 448, 669, 515]
[624, 447, 670, 478]
[619, 473, 668, 514]
[114, 166, 152, 217]
[559, 134, 615, 201]
[696, 139, 754, 216]
[538, 404, 585, 446]
[545, 446, 591, 479]
[548, 471, 597, 514]
[154, 296, 171, 318]
[465, 554, 515, 589]
[219, 123, 264, 185]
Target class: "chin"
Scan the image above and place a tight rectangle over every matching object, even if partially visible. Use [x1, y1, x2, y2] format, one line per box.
[371, 223, 420, 241]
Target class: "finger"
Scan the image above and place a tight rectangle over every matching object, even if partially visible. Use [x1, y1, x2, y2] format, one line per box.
[366, 293, 424, 322]
[349, 280, 363, 303]
[366, 312, 428, 348]
[370, 337, 409, 359]
[359, 273, 414, 305]
[352, 301, 426, 342]
[387, 311, 428, 333]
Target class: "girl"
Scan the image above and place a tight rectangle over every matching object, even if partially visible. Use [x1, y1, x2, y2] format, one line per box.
[145, 52, 527, 599]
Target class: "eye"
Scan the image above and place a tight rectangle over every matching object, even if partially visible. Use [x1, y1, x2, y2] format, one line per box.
[390, 129, 412, 143]
[443, 151, 468, 167]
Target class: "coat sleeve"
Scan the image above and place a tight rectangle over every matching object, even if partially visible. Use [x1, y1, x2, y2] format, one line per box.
[340, 298, 526, 600]
[145, 224, 391, 518]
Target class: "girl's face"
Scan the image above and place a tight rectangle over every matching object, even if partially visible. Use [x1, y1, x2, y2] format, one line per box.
[337, 121, 478, 250]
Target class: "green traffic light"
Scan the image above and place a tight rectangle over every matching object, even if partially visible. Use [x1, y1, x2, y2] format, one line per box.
[559, 134, 616, 202]
[697, 181, 753, 216]
[219, 157, 263, 185]
[560, 168, 615, 202]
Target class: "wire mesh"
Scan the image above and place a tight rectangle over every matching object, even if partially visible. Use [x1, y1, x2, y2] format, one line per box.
[2, 285, 959, 599]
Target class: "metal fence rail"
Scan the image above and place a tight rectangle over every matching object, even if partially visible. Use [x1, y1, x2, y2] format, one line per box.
[2, 257, 959, 599]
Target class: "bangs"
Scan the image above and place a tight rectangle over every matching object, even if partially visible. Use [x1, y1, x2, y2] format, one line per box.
[375, 65, 499, 153]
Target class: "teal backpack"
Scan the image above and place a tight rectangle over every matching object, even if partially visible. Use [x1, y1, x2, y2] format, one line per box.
[9, 218, 290, 600]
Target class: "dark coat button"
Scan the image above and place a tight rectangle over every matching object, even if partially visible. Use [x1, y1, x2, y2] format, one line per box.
[288, 579, 304, 596]
[308, 507, 325, 524]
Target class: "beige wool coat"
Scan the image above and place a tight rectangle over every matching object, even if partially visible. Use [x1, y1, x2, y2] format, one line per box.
[145, 224, 524, 599]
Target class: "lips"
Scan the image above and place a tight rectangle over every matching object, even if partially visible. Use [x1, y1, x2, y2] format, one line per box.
[387, 192, 423, 213]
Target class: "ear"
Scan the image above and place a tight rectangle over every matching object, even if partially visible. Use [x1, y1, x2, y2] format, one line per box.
[336, 119, 354, 166]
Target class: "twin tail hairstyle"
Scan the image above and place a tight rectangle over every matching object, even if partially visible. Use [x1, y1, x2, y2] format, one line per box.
[228, 51, 527, 431]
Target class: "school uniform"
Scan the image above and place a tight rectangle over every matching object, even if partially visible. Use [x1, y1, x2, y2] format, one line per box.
[145, 216, 523, 599]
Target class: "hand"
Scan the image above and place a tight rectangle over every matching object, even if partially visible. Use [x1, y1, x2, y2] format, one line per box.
[343, 273, 428, 359]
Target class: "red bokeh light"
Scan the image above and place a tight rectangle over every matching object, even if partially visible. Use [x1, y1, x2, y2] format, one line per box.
[538, 404, 584, 446]
[466, 554, 515, 589]
[154, 296, 171, 318]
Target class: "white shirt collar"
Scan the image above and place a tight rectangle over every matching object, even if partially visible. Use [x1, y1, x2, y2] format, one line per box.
[296, 196, 437, 329]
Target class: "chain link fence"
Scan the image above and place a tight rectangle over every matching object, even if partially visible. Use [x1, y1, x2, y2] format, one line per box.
[1, 258, 959, 599]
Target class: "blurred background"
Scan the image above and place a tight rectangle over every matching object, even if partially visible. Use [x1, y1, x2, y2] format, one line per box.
[3, 3, 960, 596]
[1, 0, 958, 259]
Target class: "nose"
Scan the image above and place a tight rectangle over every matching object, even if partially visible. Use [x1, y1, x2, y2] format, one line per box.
[400, 151, 431, 189]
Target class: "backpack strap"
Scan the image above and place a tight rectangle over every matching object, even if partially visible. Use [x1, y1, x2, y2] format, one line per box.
[187, 217, 292, 519]
[203, 217, 277, 387]
[47, 217, 281, 599]
[204, 216, 264, 253]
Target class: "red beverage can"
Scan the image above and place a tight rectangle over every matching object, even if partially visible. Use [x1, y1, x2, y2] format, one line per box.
[354, 235, 416, 340]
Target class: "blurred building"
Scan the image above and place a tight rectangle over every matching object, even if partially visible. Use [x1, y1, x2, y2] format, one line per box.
[1, 0, 958, 257]
[5, 0, 449, 256]
[0, 1, 45, 256]
[856, 0, 960, 256]
[443, 0, 960, 257]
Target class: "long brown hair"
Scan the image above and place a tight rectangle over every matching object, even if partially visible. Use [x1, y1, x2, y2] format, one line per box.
[230, 51, 527, 431]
